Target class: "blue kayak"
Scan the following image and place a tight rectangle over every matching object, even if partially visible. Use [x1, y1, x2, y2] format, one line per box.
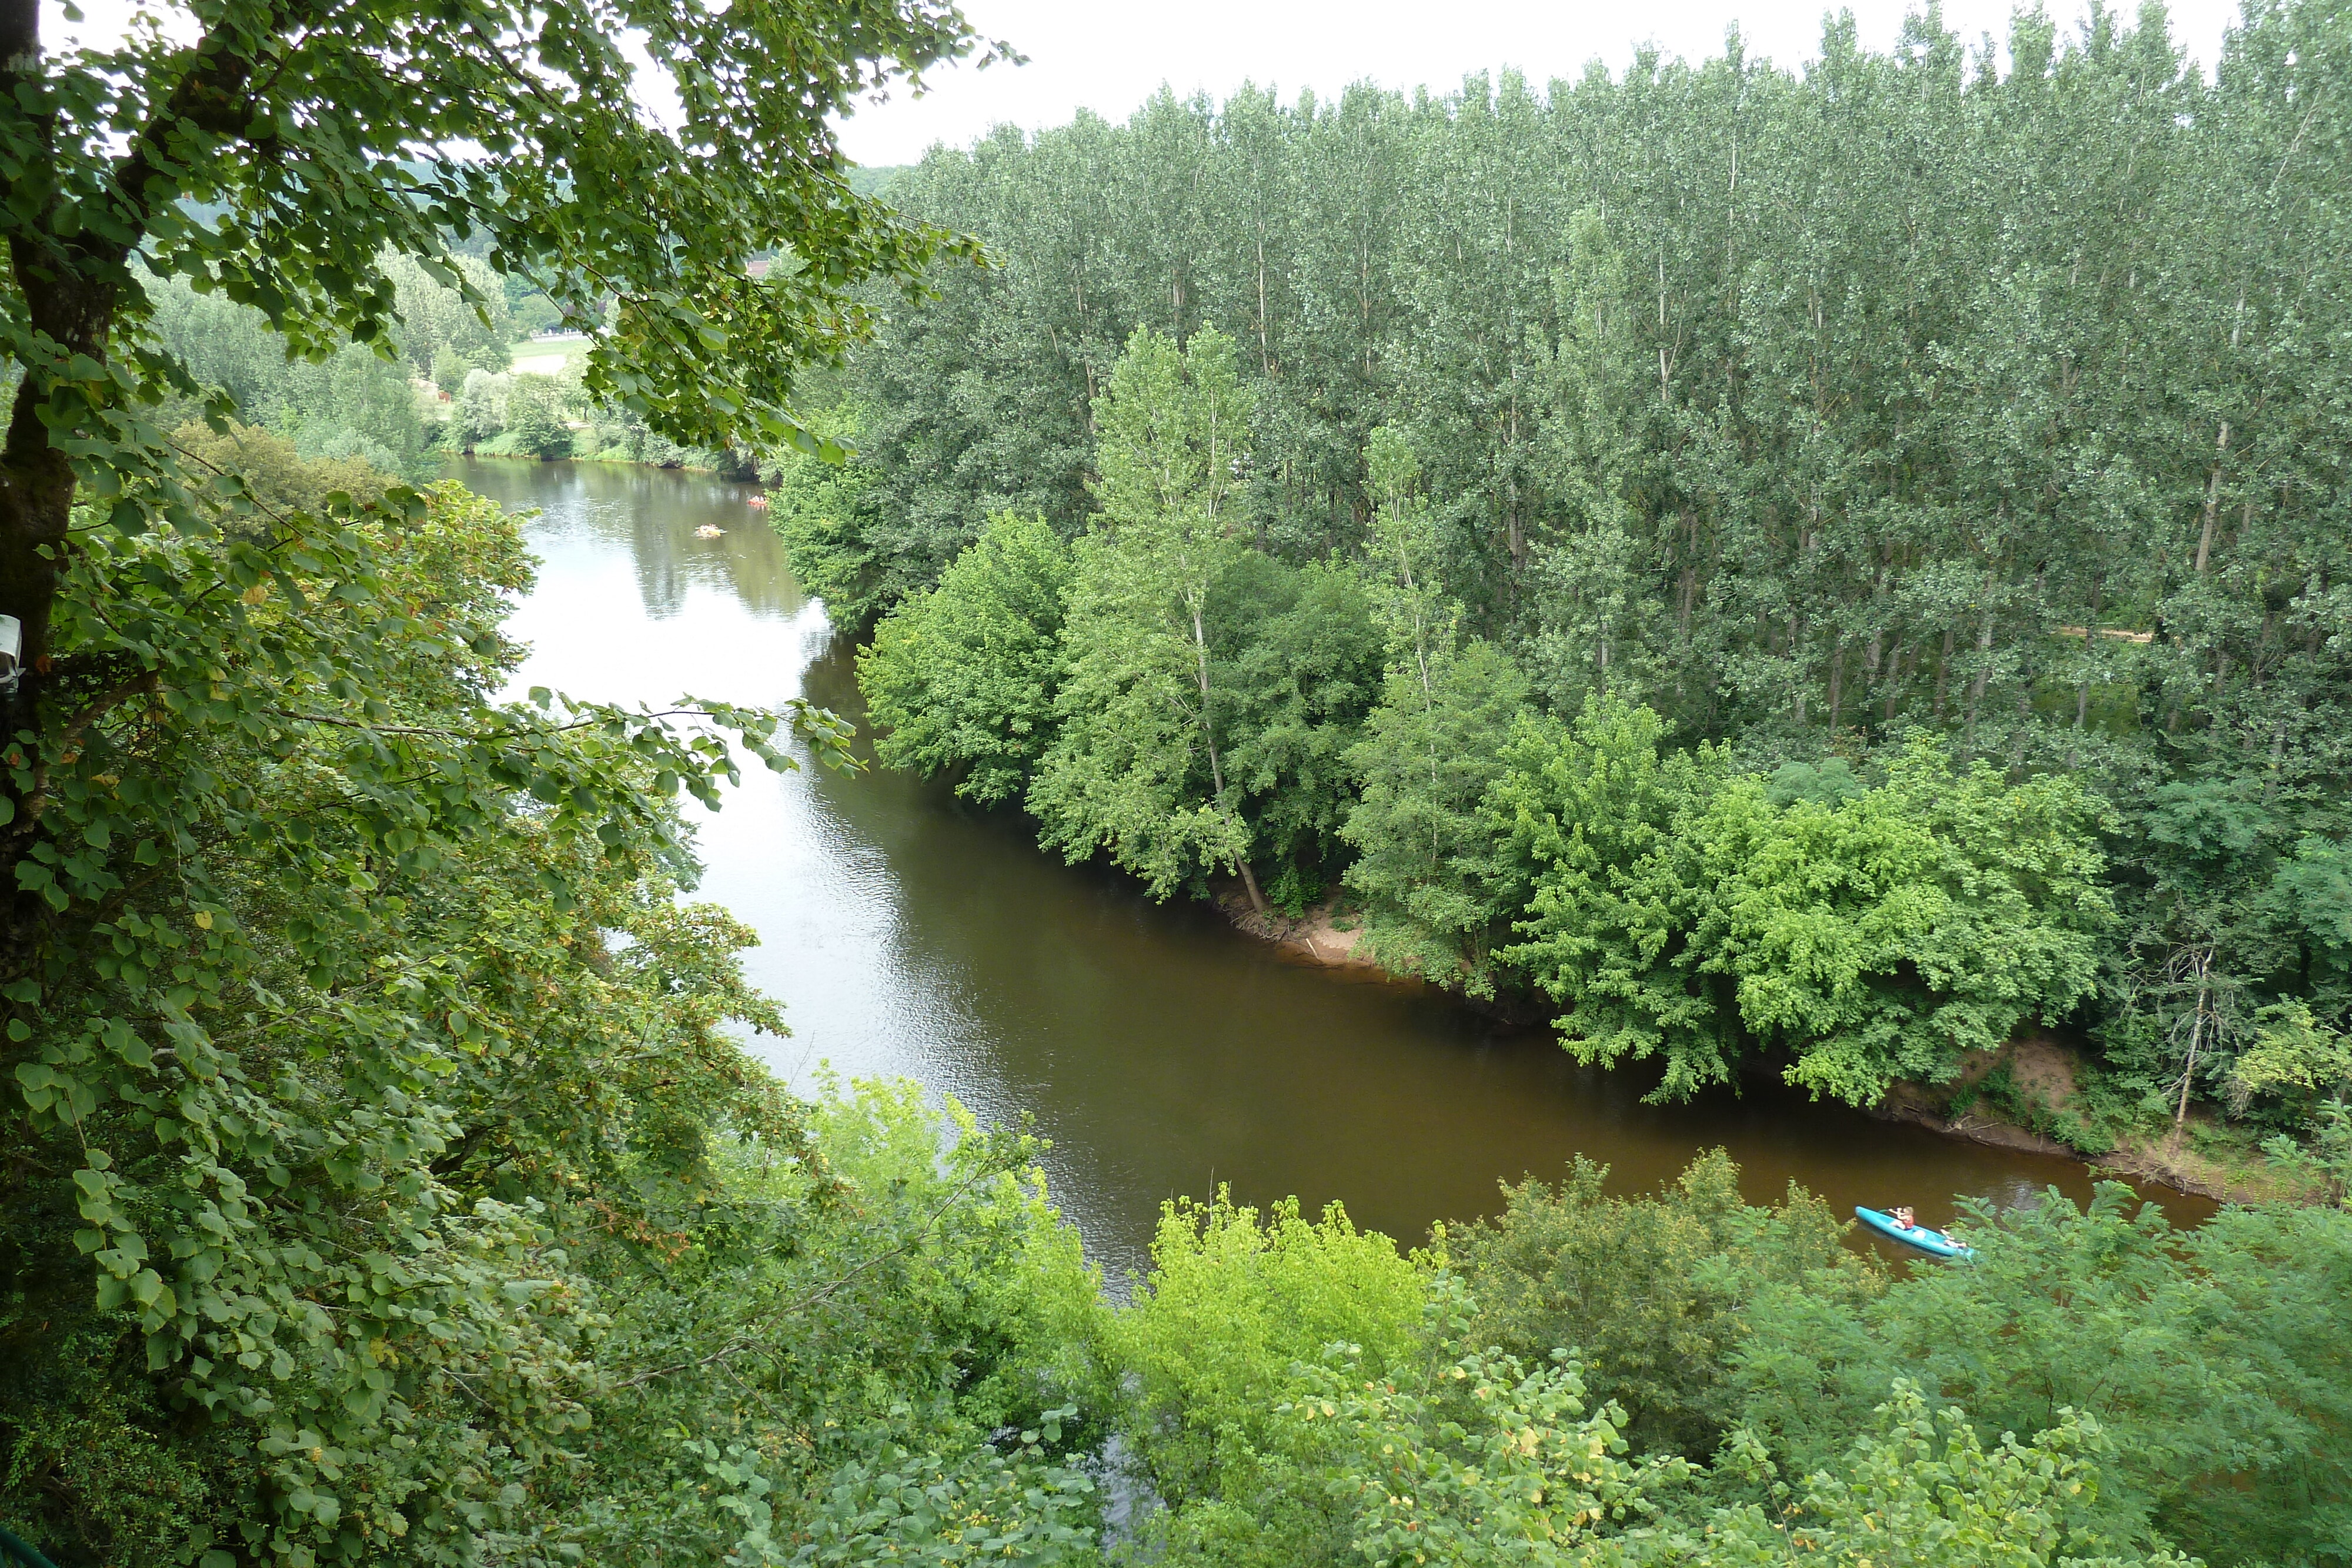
[1856, 1206, 1974, 1259]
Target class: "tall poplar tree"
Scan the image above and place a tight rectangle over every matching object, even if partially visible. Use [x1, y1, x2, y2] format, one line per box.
[1030, 326, 1271, 909]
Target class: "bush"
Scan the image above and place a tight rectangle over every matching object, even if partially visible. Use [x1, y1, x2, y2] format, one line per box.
[1449, 1150, 1877, 1457]
[1109, 1190, 1428, 1509]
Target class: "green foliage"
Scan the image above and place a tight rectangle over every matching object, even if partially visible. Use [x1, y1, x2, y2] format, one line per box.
[481, 375, 572, 459]
[1448, 1151, 1876, 1457]
[1599, 1386, 2196, 1568]
[166, 423, 396, 521]
[0, 482, 867, 1567]
[1505, 730, 2112, 1105]
[142, 272, 439, 479]
[860, 511, 1072, 804]
[1730, 1185, 2352, 1566]
[16, 0, 2346, 1555]
[1338, 427, 1535, 984]
[548, 1081, 1112, 1568]
[2263, 1095, 2352, 1209]
[2099, 773, 2352, 1136]
[1028, 327, 1267, 902]
[379, 253, 512, 379]
[763, 402, 911, 637]
[1491, 698, 1732, 1092]
[1212, 555, 1385, 902]
[1110, 1189, 1426, 1509]
[1690, 746, 2114, 1103]
[1283, 1284, 1689, 1567]
[789, 1422, 1099, 1567]
[1091, 1156, 2347, 1568]
[868, 333, 1379, 907]
[1341, 638, 1531, 989]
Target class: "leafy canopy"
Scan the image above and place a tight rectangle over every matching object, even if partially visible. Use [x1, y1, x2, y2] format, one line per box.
[859, 510, 1071, 805]
[0, 0, 1020, 1561]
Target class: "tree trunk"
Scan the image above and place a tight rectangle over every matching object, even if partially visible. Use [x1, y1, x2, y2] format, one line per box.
[1788, 613, 1805, 725]
[1192, 602, 1262, 915]
[2194, 421, 2231, 575]
[1826, 635, 1845, 733]
[1254, 235, 1273, 379]
[2171, 957, 2210, 1159]
[0, 3, 268, 736]
[1963, 608, 1994, 749]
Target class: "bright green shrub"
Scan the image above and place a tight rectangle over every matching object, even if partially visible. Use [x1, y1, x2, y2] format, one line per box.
[1489, 695, 1730, 1089]
[1286, 1284, 1687, 1567]
[1692, 744, 2113, 1103]
[1110, 1191, 1429, 1507]
[1598, 1386, 2197, 1568]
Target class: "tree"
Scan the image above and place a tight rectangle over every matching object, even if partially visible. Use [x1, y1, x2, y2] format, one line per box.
[0, 0, 1008, 1558]
[1492, 698, 1733, 1098]
[859, 510, 1072, 804]
[0, 483, 864, 1565]
[1504, 733, 2112, 1106]
[1109, 1188, 1426, 1515]
[1598, 1386, 2199, 1568]
[495, 373, 573, 458]
[379, 252, 512, 377]
[1028, 326, 1271, 908]
[764, 402, 907, 636]
[1730, 1186, 2352, 1566]
[1341, 426, 1535, 987]
[1689, 745, 2114, 1104]
[1212, 554, 1385, 911]
[166, 422, 395, 520]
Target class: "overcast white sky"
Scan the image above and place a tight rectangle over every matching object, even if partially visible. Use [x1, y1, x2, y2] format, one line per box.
[43, 0, 2247, 170]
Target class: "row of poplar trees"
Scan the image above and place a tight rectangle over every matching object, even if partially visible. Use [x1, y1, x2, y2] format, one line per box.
[793, 2, 2352, 1148]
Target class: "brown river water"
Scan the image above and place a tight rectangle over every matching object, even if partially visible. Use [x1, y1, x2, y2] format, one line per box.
[463, 456, 2213, 1282]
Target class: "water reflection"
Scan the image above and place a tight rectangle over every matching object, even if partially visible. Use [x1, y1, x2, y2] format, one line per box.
[457, 456, 804, 622]
[472, 457, 2216, 1285]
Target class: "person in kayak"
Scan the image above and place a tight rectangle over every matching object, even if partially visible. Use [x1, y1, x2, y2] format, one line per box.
[1889, 1205, 1964, 1246]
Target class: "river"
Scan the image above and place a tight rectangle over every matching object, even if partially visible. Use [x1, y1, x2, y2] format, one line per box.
[463, 456, 2210, 1282]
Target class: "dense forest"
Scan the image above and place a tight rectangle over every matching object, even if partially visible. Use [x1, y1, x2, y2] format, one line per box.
[3, 0, 2348, 1565]
[779, 2, 2352, 1182]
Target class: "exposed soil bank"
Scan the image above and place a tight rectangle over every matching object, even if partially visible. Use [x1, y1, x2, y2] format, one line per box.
[1871, 1036, 2290, 1205]
[1220, 894, 2281, 1207]
[1221, 897, 1387, 974]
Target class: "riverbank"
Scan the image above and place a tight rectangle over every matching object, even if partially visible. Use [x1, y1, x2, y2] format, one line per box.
[1872, 1042, 2300, 1206]
[1218, 890, 2291, 1208]
[1221, 897, 1387, 975]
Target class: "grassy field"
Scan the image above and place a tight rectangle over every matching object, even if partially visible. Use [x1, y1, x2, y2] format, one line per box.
[510, 333, 592, 376]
